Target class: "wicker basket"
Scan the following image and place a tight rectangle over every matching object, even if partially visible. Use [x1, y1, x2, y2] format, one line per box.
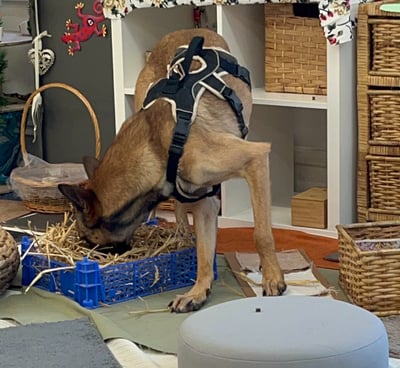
[0, 227, 20, 295]
[365, 154, 400, 221]
[10, 83, 101, 213]
[264, 3, 327, 95]
[337, 221, 400, 316]
[358, 1, 400, 85]
[363, 89, 400, 156]
[158, 198, 176, 212]
[357, 88, 400, 220]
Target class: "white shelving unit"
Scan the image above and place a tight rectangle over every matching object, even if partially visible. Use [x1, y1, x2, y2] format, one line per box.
[110, 3, 357, 238]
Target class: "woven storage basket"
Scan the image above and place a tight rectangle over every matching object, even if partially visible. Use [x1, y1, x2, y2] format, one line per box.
[337, 221, 400, 316]
[361, 89, 400, 156]
[356, 2, 400, 222]
[358, 1, 400, 86]
[265, 3, 327, 95]
[365, 154, 400, 221]
[10, 83, 101, 213]
[158, 198, 176, 212]
[0, 227, 20, 295]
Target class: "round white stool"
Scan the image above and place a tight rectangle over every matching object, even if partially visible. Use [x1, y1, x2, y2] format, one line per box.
[178, 296, 389, 368]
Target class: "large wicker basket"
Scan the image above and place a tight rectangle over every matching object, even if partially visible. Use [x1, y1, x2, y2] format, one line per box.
[10, 83, 101, 213]
[0, 227, 20, 295]
[265, 3, 327, 95]
[337, 221, 400, 316]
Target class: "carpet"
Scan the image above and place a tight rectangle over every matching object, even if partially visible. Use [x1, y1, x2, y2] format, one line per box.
[0, 257, 398, 359]
[0, 318, 121, 367]
[0, 256, 345, 355]
[382, 316, 400, 359]
[216, 227, 339, 270]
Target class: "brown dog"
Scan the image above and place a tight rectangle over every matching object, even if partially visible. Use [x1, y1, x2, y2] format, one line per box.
[59, 28, 286, 312]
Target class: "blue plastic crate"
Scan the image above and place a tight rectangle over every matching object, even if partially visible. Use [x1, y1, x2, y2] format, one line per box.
[21, 236, 217, 309]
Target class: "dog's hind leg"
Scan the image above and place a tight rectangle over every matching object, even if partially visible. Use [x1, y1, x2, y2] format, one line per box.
[174, 201, 190, 228]
[169, 195, 220, 313]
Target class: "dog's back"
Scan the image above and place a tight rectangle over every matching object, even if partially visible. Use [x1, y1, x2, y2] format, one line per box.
[134, 28, 252, 140]
[135, 28, 230, 111]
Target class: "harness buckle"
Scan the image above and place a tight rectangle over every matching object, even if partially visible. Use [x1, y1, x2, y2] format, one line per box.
[169, 110, 193, 155]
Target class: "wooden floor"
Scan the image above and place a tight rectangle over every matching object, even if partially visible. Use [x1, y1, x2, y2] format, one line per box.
[216, 227, 339, 270]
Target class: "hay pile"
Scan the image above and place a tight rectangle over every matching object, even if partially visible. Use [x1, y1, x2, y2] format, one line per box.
[26, 213, 196, 267]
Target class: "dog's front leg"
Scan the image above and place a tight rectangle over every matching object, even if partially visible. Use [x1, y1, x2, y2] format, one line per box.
[245, 143, 287, 296]
[169, 196, 220, 313]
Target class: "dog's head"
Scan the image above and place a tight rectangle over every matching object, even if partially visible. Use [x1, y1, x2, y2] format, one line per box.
[58, 157, 162, 247]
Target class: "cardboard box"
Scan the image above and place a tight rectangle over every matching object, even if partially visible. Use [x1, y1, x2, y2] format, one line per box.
[291, 187, 327, 229]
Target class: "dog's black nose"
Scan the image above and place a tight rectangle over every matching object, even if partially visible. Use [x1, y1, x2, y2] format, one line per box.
[110, 242, 131, 255]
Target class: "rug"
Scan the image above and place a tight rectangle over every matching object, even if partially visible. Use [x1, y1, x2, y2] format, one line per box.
[0, 256, 399, 359]
[0, 256, 345, 355]
[216, 227, 339, 270]
[0, 318, 121, 367]
[382, 316, 400, 359]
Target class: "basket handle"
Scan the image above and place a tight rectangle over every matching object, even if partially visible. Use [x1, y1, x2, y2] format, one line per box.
[20, 82, 101, 162]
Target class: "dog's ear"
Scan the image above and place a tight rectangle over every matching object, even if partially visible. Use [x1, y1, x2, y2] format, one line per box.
[58, 184, 92, 211]
[82, 156, 100, 179]
[58, 184, 101, 227]
[58, 184, 97, 214]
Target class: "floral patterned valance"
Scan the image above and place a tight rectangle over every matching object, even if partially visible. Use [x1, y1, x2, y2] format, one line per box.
[102, 0, 360, 45]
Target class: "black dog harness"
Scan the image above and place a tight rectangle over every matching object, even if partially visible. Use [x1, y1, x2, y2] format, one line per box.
[142, 36, 251, 203]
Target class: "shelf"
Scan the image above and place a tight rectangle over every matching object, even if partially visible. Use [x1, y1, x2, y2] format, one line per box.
[1, 31, 31, 47]
[157, 206, 337, 237]
[124, 87, 135, 96]
[219, 206, 337, 237]
[252, 88, 328, 109]
[125, 87, 328, 110]
[111, 4, 357, 236]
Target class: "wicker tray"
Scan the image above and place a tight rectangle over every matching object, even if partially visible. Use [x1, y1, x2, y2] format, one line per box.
[10, 83, 101, 213]
[337, 221, 400, 316]
[0, 227, 20, 295]
[264, 3, 327, 95]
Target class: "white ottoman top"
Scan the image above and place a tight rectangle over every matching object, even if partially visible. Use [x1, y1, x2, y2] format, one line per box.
[178, 296, 389, 368]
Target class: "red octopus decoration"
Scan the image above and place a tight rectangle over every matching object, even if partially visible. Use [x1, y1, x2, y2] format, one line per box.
[61, 1, 107, 56]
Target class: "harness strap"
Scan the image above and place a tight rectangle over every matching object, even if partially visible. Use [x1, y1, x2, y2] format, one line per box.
[167, 110, 191, 184]
[142, 36, 251, 203]
[162, 36, 205, 96]
[220, 56, 251, 88]
[202, 74, 248, 138]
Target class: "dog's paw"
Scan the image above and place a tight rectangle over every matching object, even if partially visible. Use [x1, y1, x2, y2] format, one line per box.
[262, 277, 287, 296]
[168, 288, 211, 313]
